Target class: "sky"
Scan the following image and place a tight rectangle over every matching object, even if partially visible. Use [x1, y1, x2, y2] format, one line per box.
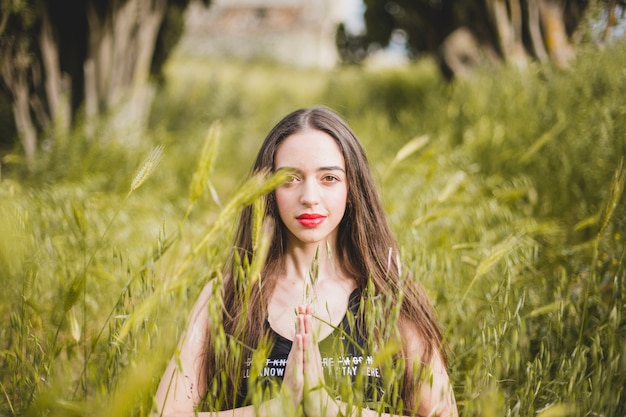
[341, 0, 366, 34]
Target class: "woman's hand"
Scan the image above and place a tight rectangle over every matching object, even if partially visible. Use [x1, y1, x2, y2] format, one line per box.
[280, 314, 305, 411]
[297, 305, 341, 417]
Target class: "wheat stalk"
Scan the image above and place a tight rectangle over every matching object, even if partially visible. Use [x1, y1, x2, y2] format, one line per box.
[597, 157, 625, 238]
[128, 145, 164, 197]
[303, 246, 320, 305]
[188, 121, 221, 208]
[384, 135, 430, 179]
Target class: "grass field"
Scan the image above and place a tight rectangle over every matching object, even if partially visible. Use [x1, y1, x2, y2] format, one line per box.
[1, 40, 625, 416]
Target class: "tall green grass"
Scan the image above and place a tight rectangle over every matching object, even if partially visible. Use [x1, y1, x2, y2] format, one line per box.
[1, 40, 625, 416]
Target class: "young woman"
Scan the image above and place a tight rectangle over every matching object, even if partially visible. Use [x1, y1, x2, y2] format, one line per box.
[155, 106, 457, 416]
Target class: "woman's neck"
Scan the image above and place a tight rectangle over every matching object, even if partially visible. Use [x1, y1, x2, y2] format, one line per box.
[281, 240, 341, 283]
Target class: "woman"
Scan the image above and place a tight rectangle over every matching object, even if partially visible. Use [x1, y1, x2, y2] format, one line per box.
[155, 106, 457, 416]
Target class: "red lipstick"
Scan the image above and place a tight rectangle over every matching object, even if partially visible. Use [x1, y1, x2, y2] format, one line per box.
[296, 213, 326, 227]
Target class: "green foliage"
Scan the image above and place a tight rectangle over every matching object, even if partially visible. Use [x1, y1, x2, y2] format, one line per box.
[1, 40, 625, 416]
[361, 0, 591, 58]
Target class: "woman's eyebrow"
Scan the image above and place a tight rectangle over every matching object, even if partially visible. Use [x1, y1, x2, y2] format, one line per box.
[275, 166, 300, 173]
[317, 166, 345, 172]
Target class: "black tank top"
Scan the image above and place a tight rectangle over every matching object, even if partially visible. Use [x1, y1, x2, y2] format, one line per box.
[236, 288, 385, 408]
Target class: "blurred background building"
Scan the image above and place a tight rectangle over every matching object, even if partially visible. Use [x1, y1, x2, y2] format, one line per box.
[178, 0, 359, 68]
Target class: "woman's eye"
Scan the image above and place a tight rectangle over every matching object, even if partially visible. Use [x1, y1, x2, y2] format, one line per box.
[323, 175, 339, 182]
[285, 175, 298, 183]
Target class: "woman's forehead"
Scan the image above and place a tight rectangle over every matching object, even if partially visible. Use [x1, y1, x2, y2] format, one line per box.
[274, 130, 345, 169]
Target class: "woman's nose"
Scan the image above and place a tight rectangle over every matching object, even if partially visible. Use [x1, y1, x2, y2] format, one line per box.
[299, 179, 320, 206]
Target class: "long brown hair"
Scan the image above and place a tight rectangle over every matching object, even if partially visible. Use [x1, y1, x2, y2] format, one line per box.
[203, 106, 444, 411]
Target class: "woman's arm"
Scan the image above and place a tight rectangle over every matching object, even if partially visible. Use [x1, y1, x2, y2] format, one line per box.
[397, 317, 458, 417]
[154, 282, 213, 415]
[154, 282, 302, 417]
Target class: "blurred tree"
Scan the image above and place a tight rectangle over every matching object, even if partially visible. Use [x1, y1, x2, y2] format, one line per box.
[362, 0, 621, 77]
[336, 23, 369, 65]
[0, 0, 210, 162]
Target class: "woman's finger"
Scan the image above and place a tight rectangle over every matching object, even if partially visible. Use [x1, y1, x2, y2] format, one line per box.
[303, 311, 314, 337]
[282, 333, 305, 407]
[296, 312, 306, 335]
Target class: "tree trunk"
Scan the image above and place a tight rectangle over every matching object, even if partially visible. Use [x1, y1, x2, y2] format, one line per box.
[538, 0, 576, 67]
[601, 0, 618, 43]
[0, 38, 37, 162]
[362, 0, 590, 78]
[39, 12, 71, 133]
[11, 74, 37, 162]
[487, 0, 528, 67]
[527, 0, 550, 61]
[85, 0, 166, 144]
[1, 0, 174, 159]
[85, 0, 166, 109]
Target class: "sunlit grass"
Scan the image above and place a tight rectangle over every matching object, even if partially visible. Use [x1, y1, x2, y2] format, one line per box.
[1, 40, 625, 416]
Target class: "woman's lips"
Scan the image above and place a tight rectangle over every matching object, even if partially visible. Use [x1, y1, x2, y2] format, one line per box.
[296, 213, 326, 227]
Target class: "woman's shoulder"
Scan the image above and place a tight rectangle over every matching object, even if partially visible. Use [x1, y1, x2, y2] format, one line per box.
[188, 278, 220, 325]
[397, 315, 428, 357]
[197, 279, 216, 302]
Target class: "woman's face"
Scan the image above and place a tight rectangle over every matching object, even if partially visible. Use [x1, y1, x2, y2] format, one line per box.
[273, 129, 348, 249]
